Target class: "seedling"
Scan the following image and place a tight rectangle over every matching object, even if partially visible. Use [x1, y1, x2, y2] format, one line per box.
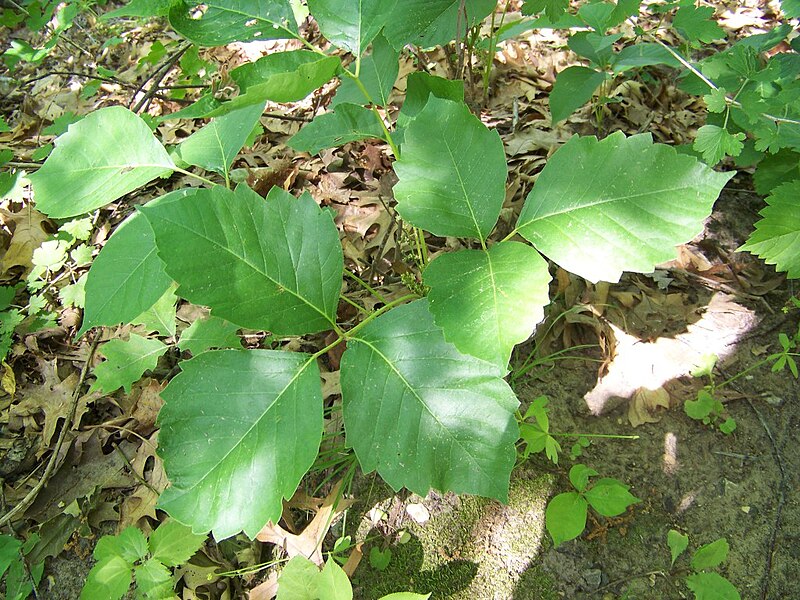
[667, 531, 740, 600]
[545, 464, 639, 547]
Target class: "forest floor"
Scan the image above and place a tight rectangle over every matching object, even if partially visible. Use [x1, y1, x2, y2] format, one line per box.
[0, 1, 797, 599]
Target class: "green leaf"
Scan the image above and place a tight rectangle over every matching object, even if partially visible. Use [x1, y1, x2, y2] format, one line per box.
[673, 6, 724, 44]
[0, 535, 22, 579]
[568, 31, 621, 65]
[424, 242, 551, 367]
[545, 492, 588, 547]
[178, 316, 241, 355]
[102, 0, 173, 19]
[685, 389, 716, 420]
[168, 0, 298, 46]
[79, 201, 185, 336]
[142, 185, 342, 335]
[668, 529, 689, 566]
[584, 478, 640, 517]
[383, 0, 495, 49]
[132, 287, 177, 337]
[686, 572, 741, 600]
[59, 273, 87, 309]
[394, 97, 507, 241]
[691, 538, 730, 571]
[220, 51, 341, 112]
[277, 557, 352, 600]
[60, 217, 93, 241]
[568, 463, 597, 492]
[739, 181, 800, 279]
[522, 0, 569, 22]
[308, 0, 397, 56]
[157, 349, 323, 540]
[781, 0, 800, 18]
[396, 72, 464, 129]
[332, 33, 398, 107]
[176, 103, 265, 175]
[81, 555, 132, 600]
[92, 334, 167, 394]
[288, 103, 386, 154]
[612, 43, 682, 73]
[29, 107, 175, 218]
[133, 558, 174, 599]
[753, 149, 800, 195]
[148, 520, 206, 567]
[341, 299, 519, 501]
[369, 546, 392, 571]
[693, 125, 745, 165]
[95, 527, 148, 564]
[516, 132, 734, 283]
[549, 66, 609, 124]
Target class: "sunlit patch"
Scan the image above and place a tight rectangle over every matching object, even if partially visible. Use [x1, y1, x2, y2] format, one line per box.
[584, 293, 757, 415]
[245, 19, 257, 27]
[677, 493, 696, 513]
[663, 432, 678, 475]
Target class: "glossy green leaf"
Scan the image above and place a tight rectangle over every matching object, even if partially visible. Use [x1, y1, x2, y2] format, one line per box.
[80, 556, 132, 600]
[92, 334, 168, 394]
[383, 0, 495, 49]
[308, 0, 397, 56]
[95, 527, 148, 564]
[332, 33, 398, 107]
[394, 97, 507, 241]
[133, 558, 173, 599]
[549, 66, 609, 123]
[168, 0, 297, 46]
[691, 538, 730, 571]
[568, 463, 597, 492]
[157, 349, 323, 540]
[341, 299, 519, 501]
[142, 185, 342, 334]
[686, 573, 741, 600]
[545, 492, 588, 547]
[176, 103, 265, 175]
[584, 478, 640, 516]
[424, 242, 551, 367]
[29, 106, 174, 218]
[739, 181, 800, 279]
[148, 520, 206, 567]
[396, 72, 464, 129]
[288, 103, 387, 155]
[516, 132, 734, 283]
[612, 43, 682, 73]
[178, 316, 241, 355]
[79, 193, 192, 336]
[668, 529, 689, 566]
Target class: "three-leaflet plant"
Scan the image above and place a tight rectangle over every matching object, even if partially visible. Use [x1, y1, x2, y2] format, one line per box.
[26, 0, 741, 555]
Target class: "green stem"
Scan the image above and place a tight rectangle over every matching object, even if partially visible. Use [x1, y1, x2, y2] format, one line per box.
[549, 432, 640, 440]
[343, 269, 388, 304]
[340, 293, 369, 315]
[415, 227, 429, 267]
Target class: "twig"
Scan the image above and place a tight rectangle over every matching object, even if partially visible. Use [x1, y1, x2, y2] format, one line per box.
[130, 42, 192, 113]
[0, 336, 101, 529]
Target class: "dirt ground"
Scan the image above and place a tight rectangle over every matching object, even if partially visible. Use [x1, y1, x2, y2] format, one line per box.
[346, 187, 800, 600]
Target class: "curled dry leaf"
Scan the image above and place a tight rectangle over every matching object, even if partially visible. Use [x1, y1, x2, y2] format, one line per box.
[628, 386, 672, 427]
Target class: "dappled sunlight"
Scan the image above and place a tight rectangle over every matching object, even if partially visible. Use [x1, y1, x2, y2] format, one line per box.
[663, 432, 678, 475]
[584, 293, 758, 415]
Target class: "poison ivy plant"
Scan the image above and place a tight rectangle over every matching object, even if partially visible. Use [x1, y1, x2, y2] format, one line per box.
[25, 0, 739, 552]
[668, 533, 741, 600]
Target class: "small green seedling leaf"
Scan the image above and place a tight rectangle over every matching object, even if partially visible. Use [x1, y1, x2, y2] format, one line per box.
[691, 354, 718, 378]
[684, 389, 716, 421]
[704, 88, 729, 113]
[584, 478, 640, 517]
[133, 558, 174, 599]
[0, 534, 22, 578]
[379, 594, 431, 600]
[694, 125, 745, 165]
[81, 555, 132, 600]
[719, 418, 737, 434]
[148, 520, 206, 567]
[691, 538, 730, 571]
[29, 107, 175, 218]
[668, 529, 689, 566]
[369, 546, 392, 571]
[91, 334, 167, 394]
[686, 572, 741, 600]
[545, 492, 588, 547]
[568, 463, 597, 493]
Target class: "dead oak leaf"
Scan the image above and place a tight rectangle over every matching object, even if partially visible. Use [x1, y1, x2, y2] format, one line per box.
[256, 480, 353, 566]
[0, 206, 52, 278]
[628, 386, 671, 427]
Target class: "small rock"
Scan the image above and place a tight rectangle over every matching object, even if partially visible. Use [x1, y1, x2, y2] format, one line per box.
[406, 502, 430, 524]
[582, 568, 603, 590]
